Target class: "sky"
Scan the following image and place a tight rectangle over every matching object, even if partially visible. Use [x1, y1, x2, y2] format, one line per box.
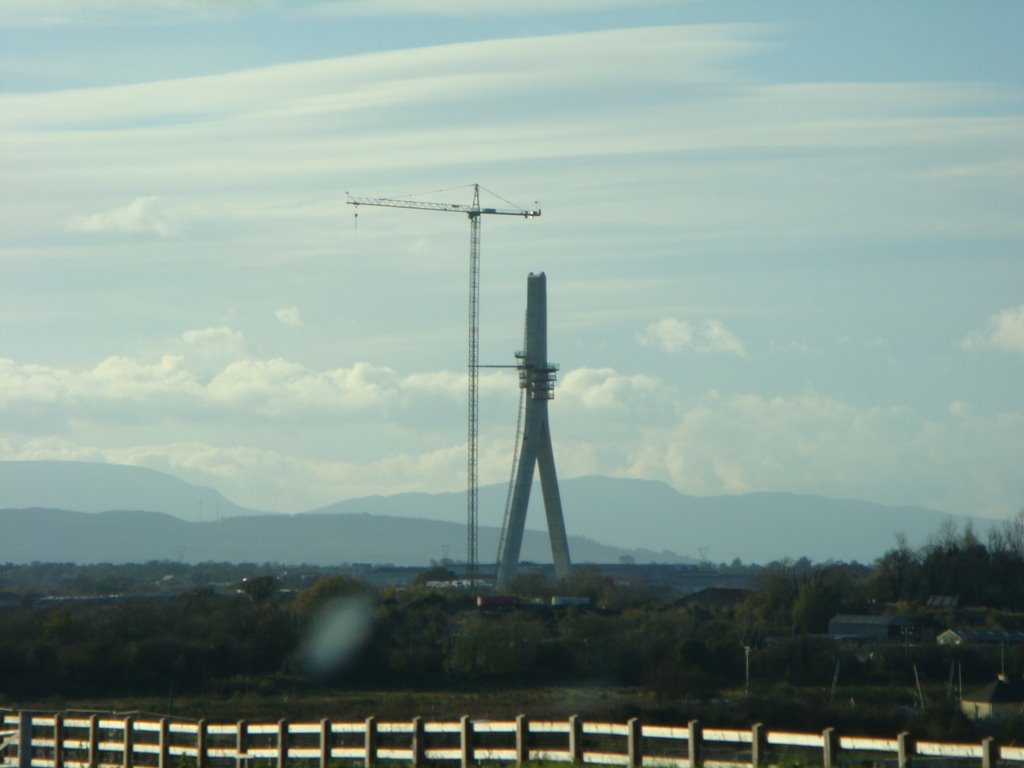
[1, 1, 1022, 525]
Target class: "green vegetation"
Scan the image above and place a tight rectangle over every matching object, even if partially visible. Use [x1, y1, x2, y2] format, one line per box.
[2, 513, 1024, 740]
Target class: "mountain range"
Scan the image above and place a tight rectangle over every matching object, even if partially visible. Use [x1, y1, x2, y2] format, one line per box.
[0, 460, 988, 566]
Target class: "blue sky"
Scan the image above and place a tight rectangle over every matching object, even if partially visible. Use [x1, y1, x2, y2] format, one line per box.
[1, 1, 1022, 526]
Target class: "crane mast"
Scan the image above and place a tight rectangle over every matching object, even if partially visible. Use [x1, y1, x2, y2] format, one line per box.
[346, 184, 540, 584]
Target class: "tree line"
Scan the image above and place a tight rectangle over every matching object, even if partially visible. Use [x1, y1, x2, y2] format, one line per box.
[1, 512, 1022, 737]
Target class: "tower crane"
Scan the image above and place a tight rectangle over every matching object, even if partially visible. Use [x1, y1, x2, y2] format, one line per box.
[346, 184, 541, 583]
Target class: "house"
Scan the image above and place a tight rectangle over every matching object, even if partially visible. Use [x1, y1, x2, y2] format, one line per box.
[961, 674, 1024, 721]
[937, 628, 1024, 647]
[828, 614, 912, 641]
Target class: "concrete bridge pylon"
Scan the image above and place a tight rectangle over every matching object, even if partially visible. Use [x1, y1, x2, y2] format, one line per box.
[495, 272, 572, 590]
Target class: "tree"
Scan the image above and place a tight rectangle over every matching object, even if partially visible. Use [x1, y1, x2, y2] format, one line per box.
[444, 612, 549, 680]
[792, 572, 845, 634]
[736, 561, 802, 640]
[293, 575, 371, 614]
[870, 532, 919, 602]
[239, 575, 279, 606]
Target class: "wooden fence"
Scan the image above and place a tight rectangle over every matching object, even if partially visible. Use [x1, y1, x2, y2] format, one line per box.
[2, 712, 1023, 768]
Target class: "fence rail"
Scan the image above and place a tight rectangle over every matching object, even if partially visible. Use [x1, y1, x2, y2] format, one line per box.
[0, 712, 1017, 768]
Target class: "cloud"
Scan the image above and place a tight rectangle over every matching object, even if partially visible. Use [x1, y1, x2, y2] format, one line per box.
[0, 328, 474, 424]
[962, 305, 1024, 353]
[0, 0, 681, 27]
[1, 18, 1021, 521]
[7, 25, 1020, 258]
[275, 307, 304, 328]
[5, 376, 1022, 519]
[2, 323, 1022, 518]
[560, 367, 671, 415]
[0, 0, 274, 26]
[636, 317, 748, 357]
[303, 0, 681, 19]
[770, 340, 819, 357]
[604, 388, 1024, 519]
[0, 437, 471, 513]
[67, 196, 178, 237]
[180, 326, 247, 357]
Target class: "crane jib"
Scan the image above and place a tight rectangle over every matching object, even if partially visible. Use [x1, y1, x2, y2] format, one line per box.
[346, 196, 539, 218]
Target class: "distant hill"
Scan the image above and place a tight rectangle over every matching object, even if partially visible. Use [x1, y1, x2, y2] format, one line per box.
[0, 508, 680, 566]
[0, 460, 991, 564]
[0, 460, 263, 521]
[313, 476, 984, 564]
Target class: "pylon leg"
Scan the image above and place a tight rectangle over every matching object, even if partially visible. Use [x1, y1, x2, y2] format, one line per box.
[537, 419, 571, 581]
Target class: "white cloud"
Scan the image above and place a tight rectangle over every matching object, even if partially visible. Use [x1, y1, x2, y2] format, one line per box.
[0, 435, 104, 462]
[962, 305, 1024, 353]
[275, 307, 304, 328]
[0, 0, 274, 26]
[636, 317, 748, 357]
[605, 389, 1024, 518]
[0, 0, 680, 27]
[0, 330, 478, 424]
[11, 336, 1017, 515]
[303, 0, 681, 19]
[560, 367, 672, 414]
[0, 437, 470, 513]
[636, 318, 693, 353]
[67, 196, 178, 237]
[5, 25, 1020, 259]
[701, 320, 748, 358]
[770, 340, 819, 357]
[4, 376, 1022, 518]
[180, 326, 248, 360]
[1, 16, 1020, 523]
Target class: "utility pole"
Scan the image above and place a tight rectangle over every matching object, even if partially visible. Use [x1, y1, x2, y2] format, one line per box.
[745, 645, 752, 696]
[347, 185, 540, 583]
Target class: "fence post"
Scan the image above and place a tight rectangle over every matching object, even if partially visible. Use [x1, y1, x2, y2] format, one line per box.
[981, 737, 998, 768]
[319, 718, 331, 768]
[364, 716, 377, 768]
[627, 719, 642, 768]
[53, 714, 64, 768]
[515, 715, 529, 767]
[88, 715, 99, 768]
[460, 716, 474, 768]
[319, 720, 331, 768]
[411, 717, 425, 768]
[17, 712, 31, 768]
[750, 723, 766, 768]
[897, 731, 913, 768]
[277, 720, 288, 768]
[822, 728, 839, 768]
[158, 719, 169, 768]
[122, 716, 133, 768]
[688, 720, 702, 768]
[235, 719, 248, 768]
[568, 715, 583, 764]
[197, 720, 208, 768]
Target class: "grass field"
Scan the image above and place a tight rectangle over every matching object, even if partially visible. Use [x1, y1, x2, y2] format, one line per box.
[7, 686, 671, 723]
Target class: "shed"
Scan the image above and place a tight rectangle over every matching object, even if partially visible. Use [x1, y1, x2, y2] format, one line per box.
[961, 674, 1024, 721]
[937, 629, 1024, 647]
